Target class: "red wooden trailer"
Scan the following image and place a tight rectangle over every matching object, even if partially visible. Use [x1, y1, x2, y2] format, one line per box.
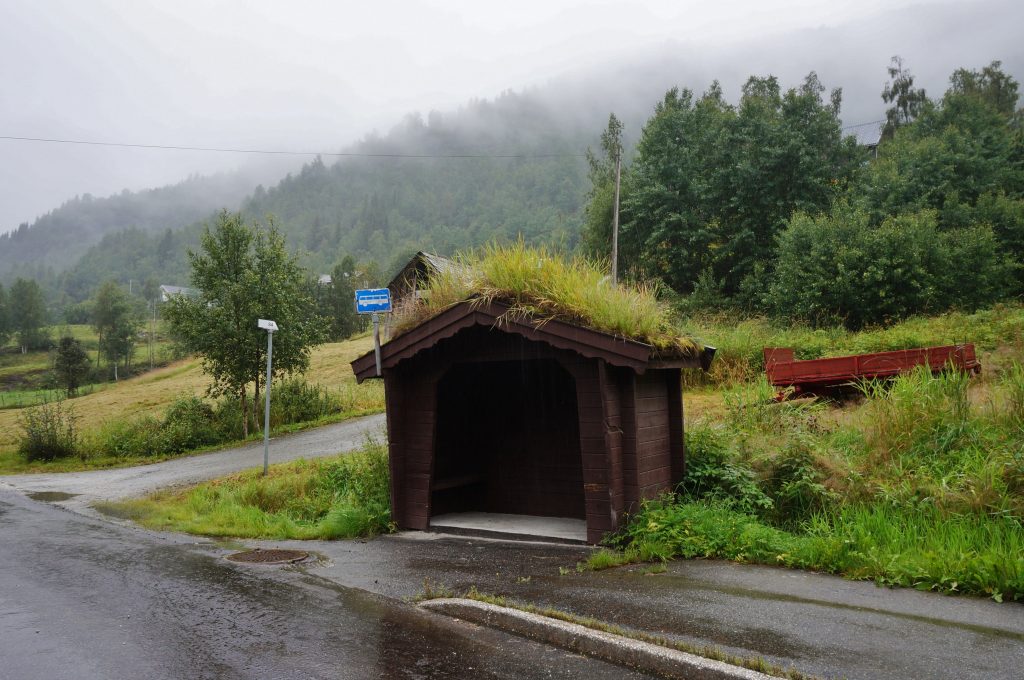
[764, 344, 981, 400]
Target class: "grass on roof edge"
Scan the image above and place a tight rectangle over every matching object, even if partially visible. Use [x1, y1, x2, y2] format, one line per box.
[390, 242, 703, 357]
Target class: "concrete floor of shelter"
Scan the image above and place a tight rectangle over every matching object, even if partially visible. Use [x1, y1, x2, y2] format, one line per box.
[429, 512, 588, 543]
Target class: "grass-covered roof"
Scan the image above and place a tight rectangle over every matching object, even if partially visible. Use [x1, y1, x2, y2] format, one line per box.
[390, 243, 703, 358]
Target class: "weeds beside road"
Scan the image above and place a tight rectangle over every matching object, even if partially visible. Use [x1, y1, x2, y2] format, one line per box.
[98, 440, 392, 540]
[600, 365, 1024, 601]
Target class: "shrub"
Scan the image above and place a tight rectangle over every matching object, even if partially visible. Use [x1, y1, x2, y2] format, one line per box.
[159, 395, 219, 453]
[211, 396, 245, 440]
[93, 416, 163, 458]
[766, 437, 835, 525]
[680, 426, 773, 515]
[269, 378, 340, 427]
[770, 206, 1016, 328]
[18, 400, 80, 462]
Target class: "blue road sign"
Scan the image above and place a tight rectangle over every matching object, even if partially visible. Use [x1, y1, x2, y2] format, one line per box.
[355, 288, 392, 314]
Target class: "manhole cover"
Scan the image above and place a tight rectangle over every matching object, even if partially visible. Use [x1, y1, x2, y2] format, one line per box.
[226, 548, 308, 565]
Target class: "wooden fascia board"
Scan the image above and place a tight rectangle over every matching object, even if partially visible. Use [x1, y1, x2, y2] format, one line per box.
[352, 300, 669, 380]
[352, 303, 478, 381]
[647, 358, 703, 370]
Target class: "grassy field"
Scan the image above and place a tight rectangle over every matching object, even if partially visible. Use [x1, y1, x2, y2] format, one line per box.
[0, 323, 179, 407]
[0, 334, 383, 470]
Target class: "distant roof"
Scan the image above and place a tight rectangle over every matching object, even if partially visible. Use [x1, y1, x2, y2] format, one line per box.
[159, 284, 197, 296]
[318, 274, 333, 285]
[156, 284, 196, 301]
[387, 251, 459, 293]
[845, 120, 884, 148]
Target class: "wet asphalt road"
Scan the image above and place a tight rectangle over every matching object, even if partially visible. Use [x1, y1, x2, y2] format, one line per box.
[2, 411, 1022, 679]
[0, 489, 648, 680]
[263, 533, 1024, 680]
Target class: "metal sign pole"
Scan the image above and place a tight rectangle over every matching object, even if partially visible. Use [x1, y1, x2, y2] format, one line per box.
[263, 329, 274, 476]
[355, 289, 391, 379]
[372, 312, 382, 377]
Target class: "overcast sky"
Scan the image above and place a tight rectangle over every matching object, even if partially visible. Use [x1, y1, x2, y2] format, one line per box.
[1, 0, 1020, 232]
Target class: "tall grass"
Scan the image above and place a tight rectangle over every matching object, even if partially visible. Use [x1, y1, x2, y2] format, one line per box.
[392, 242, 702, 355]
[98, 439, 392, 539]
[611, 358, 1024, 600]
[858, 367, 974, 462]
[609, 499, 1023, 601]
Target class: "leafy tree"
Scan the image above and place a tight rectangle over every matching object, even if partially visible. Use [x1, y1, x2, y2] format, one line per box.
[141, 277, 160, 304]
[948, 60, 1020, 117]
[9, 278, 51, 352]
[881, 56, 929, 135]
[0, 283, 9, 347]
[621, 74, 858, 296]
[862, 62, 1023, 227]
[579, 113, 624, 261]
[769, 206, 1016, 328]
[53, 336, 91, 397]
[163, 211, 328, 437]
[319, 256, 365, 340]
[92, 280, 141, 378]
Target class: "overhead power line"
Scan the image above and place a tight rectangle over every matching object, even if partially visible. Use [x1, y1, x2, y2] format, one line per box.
[1, 119, 886, 159]
[0, 135, 586, 159]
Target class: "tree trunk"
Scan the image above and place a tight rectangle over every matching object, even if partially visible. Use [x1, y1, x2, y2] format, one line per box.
[254, 373, 261, 432]
[241, 387, 249, 438]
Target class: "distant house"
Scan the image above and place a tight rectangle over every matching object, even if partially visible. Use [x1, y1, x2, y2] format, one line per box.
[159, 284, 198, 303]
[387, 251, 459, 307]
[846, 120, 885, 158]
[317, 274, 333, 286]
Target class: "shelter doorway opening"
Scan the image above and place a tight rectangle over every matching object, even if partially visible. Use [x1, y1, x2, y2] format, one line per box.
[430, 359, 584, 520]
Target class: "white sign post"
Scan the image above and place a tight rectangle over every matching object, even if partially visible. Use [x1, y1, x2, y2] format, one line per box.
[257, 319, 278, 475]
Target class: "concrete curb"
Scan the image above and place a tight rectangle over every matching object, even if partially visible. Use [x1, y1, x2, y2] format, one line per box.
[419, 598, 775, 680]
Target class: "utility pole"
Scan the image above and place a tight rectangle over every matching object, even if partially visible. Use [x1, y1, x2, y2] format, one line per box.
[611, 146, 621, 285]
[149, 299, 156, 370]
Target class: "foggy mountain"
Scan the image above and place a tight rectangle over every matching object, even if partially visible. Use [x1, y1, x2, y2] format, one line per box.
[0, 171, 266, 283]
[5, 0, 1021, 296]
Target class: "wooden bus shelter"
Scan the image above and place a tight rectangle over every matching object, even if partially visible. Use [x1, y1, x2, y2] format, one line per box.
[352, 300, 710, 543]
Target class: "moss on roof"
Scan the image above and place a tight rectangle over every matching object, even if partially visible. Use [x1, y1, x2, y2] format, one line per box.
[390, 243, 703, 357]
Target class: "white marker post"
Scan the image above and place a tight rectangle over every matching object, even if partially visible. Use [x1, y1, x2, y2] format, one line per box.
[257, 318, 278, 476]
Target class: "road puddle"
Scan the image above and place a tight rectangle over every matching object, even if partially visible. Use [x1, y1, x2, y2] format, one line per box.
[27, 491, 78, 502]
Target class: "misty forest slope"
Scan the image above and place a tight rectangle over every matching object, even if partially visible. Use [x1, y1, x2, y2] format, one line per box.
[243, 91, 593, 272]
[52, 90, 605, 300]
[0, 173, 255, 283]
